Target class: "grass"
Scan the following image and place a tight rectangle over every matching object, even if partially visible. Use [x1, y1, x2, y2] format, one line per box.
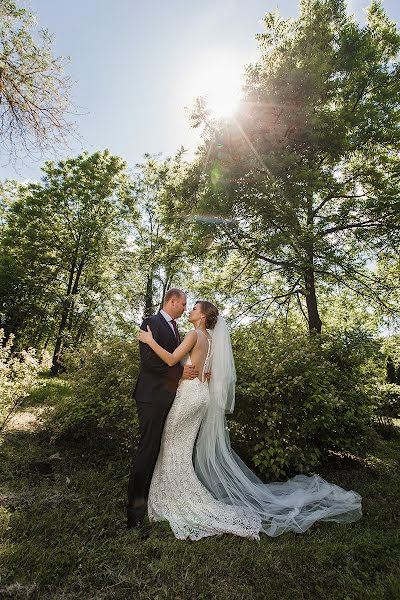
[0, 378, 399, 599]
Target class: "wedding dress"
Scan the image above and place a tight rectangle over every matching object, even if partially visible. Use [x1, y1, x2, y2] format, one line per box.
[148, 331, 262, 540]
[147, 322, 362, 541]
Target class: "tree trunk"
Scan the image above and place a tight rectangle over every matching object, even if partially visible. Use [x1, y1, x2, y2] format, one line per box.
[144, 272, 154, 318]
[159, 269, 175, 310]
[160, 279, 167, 310]
[43, 332, 51, 351]
[51, 302, 70, 375]
[74, 315, 90, 345]
[67, 299, 75, 332]
[304, 198, 322, 334]
[51, 256, 85, 375]
[304, 266, 322, 333]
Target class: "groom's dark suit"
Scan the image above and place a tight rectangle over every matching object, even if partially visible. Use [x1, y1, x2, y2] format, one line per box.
[127, 311, 183, 521]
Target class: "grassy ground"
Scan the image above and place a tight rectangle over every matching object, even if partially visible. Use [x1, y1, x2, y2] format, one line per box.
[0, 377, 399, 600]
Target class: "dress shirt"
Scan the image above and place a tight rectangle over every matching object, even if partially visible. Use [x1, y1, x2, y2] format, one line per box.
[160, 309, 178, 336]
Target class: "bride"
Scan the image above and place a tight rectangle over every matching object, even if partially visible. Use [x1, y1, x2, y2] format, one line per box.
[138, 300, 362, 541]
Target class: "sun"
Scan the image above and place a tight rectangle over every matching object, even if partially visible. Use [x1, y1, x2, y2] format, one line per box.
[184, 53, 244, 119]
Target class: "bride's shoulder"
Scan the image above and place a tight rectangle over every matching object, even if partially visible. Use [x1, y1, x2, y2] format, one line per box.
[184, 330, 197, 340]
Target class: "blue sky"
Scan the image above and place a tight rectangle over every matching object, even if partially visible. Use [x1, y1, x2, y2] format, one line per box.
[3, 0, 400, 181]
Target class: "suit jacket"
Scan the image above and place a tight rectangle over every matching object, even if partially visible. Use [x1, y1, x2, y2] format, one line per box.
[133, 312, 184, 407]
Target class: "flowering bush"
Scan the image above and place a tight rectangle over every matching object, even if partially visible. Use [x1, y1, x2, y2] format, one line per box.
[0, 329, 51, 432]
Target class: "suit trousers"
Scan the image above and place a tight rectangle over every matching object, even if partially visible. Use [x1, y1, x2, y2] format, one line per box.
[127, 398, 173, 519]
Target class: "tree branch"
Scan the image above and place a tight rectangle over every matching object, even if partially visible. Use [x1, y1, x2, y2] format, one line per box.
[322, 221, 381, 236]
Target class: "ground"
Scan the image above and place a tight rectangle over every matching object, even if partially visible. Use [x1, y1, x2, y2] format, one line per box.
[0, 377, 399, 600]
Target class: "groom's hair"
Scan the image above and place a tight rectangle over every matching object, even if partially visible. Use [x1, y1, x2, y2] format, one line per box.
[163, 288, 185, 304]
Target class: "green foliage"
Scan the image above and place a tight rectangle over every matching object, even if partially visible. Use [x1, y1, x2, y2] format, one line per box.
[376, 252, 400, 332]
[386, 354, 397, 383]
[188, 0, 400, 330]
[0, 151, 206, 362]
[45, 339, 140, 450]
[230, 324, 378, 479]
[373, 383, 400, 422]
[381, 332, 400, 382]
[42, 321, 386, 480]
[127, 153, 198, 316]
[0, 150, 132, 368]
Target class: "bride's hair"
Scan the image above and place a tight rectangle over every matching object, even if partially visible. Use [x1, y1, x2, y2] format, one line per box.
[196, 300, 219, 329]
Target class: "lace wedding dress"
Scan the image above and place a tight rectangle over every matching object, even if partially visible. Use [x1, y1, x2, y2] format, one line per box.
[148, 332, 262, 540]
[147, 326, 362, 541]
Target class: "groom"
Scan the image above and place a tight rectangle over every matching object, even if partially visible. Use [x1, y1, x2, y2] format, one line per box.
[127, 288, 199, 530]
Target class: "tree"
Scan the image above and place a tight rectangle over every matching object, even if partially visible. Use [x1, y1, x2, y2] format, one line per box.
[375, 248, 400, 333]
[386, 354, 397, 384]
[0, 0, 73, 162]
[0, 151, 131, 373]
[127, 153, 207, 318]
[190, 0, 400, 332]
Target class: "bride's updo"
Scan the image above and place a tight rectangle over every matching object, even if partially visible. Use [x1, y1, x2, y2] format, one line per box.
[196, 300, 219, 329]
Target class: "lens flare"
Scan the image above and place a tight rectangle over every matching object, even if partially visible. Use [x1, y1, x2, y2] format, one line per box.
[184, 52, 244, 119]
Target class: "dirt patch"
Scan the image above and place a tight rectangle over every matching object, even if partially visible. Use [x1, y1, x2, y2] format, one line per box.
[4, 407, 47, 432]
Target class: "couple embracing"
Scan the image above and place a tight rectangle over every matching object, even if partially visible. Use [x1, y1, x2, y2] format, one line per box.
[127, 288, 362, 540]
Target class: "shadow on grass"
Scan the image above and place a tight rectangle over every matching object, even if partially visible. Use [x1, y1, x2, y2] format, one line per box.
[0, 412, 399, 599]
[21, 375, 72, 409]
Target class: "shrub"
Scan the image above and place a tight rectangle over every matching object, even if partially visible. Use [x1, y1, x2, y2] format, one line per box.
[380, 335, 400, 385]
[46, 338, 140, 451]
[0, 328, 51, 433]
[373, 383, 400, 423]
[229, 324, 378, 480]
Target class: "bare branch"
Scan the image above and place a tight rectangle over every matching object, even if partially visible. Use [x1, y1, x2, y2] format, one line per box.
[0, 2, 77, 163]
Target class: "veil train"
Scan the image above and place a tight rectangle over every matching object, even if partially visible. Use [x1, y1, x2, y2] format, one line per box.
[194, 317, 362, 537]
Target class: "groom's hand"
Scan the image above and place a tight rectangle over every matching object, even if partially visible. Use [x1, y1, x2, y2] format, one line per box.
[182, 365, 199, 380]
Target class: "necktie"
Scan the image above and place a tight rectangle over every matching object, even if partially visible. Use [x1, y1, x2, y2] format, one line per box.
[170, 319, 179, 342]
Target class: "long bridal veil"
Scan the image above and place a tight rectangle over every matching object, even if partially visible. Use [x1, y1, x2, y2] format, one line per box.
[194, 316, 362, 537]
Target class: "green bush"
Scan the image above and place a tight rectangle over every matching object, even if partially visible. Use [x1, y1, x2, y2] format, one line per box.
[229, 325, 378, 480]
[46, 338, 140, 451]
[373, 383, 400, 423]
[43, 325, 382, 479]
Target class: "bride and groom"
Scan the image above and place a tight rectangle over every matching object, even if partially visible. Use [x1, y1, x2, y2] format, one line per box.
[127, 288, 362, 540]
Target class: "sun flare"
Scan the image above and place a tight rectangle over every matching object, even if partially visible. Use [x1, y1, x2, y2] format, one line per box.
[185, 54, 244, 119]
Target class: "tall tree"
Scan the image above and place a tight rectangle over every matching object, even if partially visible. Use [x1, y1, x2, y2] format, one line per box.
[190, 0, 400, 332]
[386, 355, 397, 383]
[127, 153, 205, 318]
[0, 151, 131, 372]
[0, 0, 73, 162]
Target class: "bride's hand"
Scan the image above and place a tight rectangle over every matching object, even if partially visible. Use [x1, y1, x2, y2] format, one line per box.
[138, 325, 154, 344]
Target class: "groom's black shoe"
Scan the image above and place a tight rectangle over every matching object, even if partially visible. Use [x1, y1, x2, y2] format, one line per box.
[126, 504, 145, 530]
[127, 518, 150, 540]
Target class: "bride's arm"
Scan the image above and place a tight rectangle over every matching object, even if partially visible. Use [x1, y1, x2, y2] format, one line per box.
[138, 327, 197, 366]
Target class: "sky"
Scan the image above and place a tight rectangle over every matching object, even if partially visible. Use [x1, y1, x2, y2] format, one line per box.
[2, 0, 400, 181]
